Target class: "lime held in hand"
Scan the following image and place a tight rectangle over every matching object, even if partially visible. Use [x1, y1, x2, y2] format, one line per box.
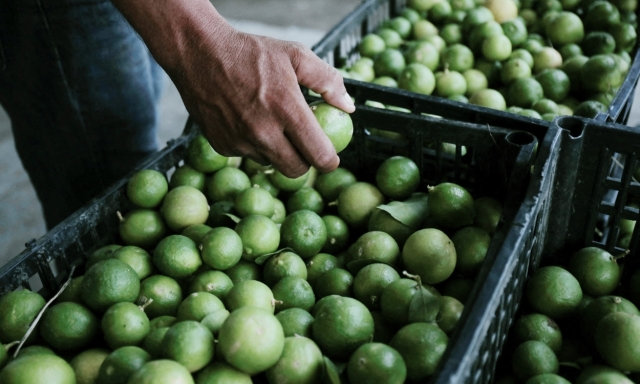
[310, 101, 353, 153]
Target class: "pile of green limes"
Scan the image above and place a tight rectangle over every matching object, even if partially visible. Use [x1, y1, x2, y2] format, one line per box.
[0, 104, 505, 383]
[343, 0, 636, 120]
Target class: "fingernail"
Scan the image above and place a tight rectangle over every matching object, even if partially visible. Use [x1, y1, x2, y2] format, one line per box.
[344, 92, 354, 106]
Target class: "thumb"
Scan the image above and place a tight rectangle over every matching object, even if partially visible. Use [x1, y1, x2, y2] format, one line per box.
[290, 44, 355, 113]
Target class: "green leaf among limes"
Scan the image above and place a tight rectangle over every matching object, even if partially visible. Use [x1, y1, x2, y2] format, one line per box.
[376, 192, 428, 229]
[254, 248, 294, 266]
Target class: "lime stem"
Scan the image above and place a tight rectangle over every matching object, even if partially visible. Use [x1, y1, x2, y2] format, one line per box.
[139, 298, 154, 311]
[402, 270, 423, 286]
[613, 249, 630, 261]
[594, 227, 603, 237]
[263, 169, 275, 175]
[427, 185, 435, 193]
[117, 211, 124, 222]
[613, 296, 622, 304]
[328, 200, 338, 207]
[4, 341, 20, 352]
[271, 299, 283, 307]
[14, 265, 76, 358]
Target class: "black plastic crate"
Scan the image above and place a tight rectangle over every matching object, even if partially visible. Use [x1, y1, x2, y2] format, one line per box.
[0, 102, 560, 383]
[312, 0, 640, 125]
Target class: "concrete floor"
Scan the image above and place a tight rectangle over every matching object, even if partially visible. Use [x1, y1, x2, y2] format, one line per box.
[0, 0, 360, 266]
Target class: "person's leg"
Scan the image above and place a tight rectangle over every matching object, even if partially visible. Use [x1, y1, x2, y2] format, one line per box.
[0, 0, 162, 229]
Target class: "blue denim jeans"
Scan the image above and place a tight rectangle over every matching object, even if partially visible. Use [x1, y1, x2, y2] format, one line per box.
[0, 0, 163, 229]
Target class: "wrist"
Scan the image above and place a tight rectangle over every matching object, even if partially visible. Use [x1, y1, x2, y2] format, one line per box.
[111, 0, 234, 74]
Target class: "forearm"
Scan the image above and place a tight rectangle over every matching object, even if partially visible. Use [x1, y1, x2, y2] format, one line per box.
[110, 0, 232, 75]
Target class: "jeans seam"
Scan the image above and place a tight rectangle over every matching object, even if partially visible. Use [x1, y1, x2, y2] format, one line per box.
[34, 0, 107, 188]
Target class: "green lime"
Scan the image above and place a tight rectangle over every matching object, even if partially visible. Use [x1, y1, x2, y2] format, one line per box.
[400, 7, 421, 23]
[580, 295, 640, 348]
[0, 290, 45, 344]
[305, 253, 339, 288]
[389, 322, 448, 381]
[427, 182, 475, 229]
[501, 58, 532, 85]
[581, 54, 623, 93]
[200, 227, 243, 271]
[226, 279, 275, 313]
[347, 231, 401, 272]
[57, 276, 84, 304]
[81, 258, 140, 313]
[310, 100, 354, 153]
[609, 22, 637, 53]
[398, 63, 436, 95]
[136, 275, 183, 319]
[440, 24, 463, 45]
[112, 245, 153, 280]
[513, 313, 563, 353]
[271, 198, 287, 224]
[187, 134, 228, 173]
[376, 156, 420, 200]
[469, 21, 504, 54]
[98, 346, 152, 384]
[442, 44, 475, 72]
[574, 100, 608, 118]
[360, 34, 387, 58]
[469, 88, 507, 111]
[161, 320, 213, 372]
[405, 41, 440, 71]
[463, 69, 489, 96]
[535, 69, 570, 103]
[353, 263, 401, 310]
[312, 295, 374, 360]
[127, 169, 168, 209]
[525, 266, 583, 320]
[451, 226, 491, 277]
[507, 77, 544, 108]
[126, 359, 194, 384]
[595, 312, 640, 371]
[225, 259, 262, 284]
[160, 186, 209, 232]
[546, 12, 584, 46]
[482, 34, 512, 61]
[241, 158, 271, 177]
[249, 172, 280, 198]
[576, 365, 633, 384]
[266, 336, 324, 384]
[263, 251, 308, 287]
[152, 235, 202, 279]
[176, 291, 225, 322]
[200, 309, 230, 336]
[585, 0, 621, 31]
[234, 215, 280, 262]
[502, 17, 528, 46]
[338, 182, 385, 230]
[118, 209, 167, 249]
[380, 278, 440, 326]
[533, 47, 563, 74]
[141, 327, 170, 358]
[376, 28, 404, 49]
[511, 49, 535, 68]
[218, 306, 285, 375]
[583, 31, 617, 56]
[374, 48, 406, 78]
[233, 186, 275, 218]
[321, 215, 350, 254]
[275, 308, 314, 338]
[205, 167, 251, 202]
[372, 76, 399, 87]
[347, 343, 406, 384]
[280, 210, 327, 259]
[463, 6, 495, 33]
[169, 164, 206, 191]
[268, 168, 310, 192]
[438, 296, 464, 335]
[314, 167, 357, 202]
[533, 99, 560, 115]
[474, 58, 503, 87]
[39, 302, 99, 352]
[568, 247, 621, 297]
[70, 348, 110, 384]
[429, 1, 452, 24]
[286, 187, 324, 215]
[195, 361, 252, 384]
[351, 61, 376, 82]
[84, 245, 122, 271]
[559, 43, 583, 61]
[511, 340, 559, 381]
[313, 268, 354, 299]
[103, 303, 150, 349]
[0, 354, 75, 384]
[403, 228, 457, 284]
[412, 19, 439, 40]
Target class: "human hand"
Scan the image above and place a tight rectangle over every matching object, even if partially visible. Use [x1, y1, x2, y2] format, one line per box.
[170, 24, 355, 178]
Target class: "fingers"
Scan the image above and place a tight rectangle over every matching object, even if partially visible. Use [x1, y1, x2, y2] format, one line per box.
[290, 44, 355, 114]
